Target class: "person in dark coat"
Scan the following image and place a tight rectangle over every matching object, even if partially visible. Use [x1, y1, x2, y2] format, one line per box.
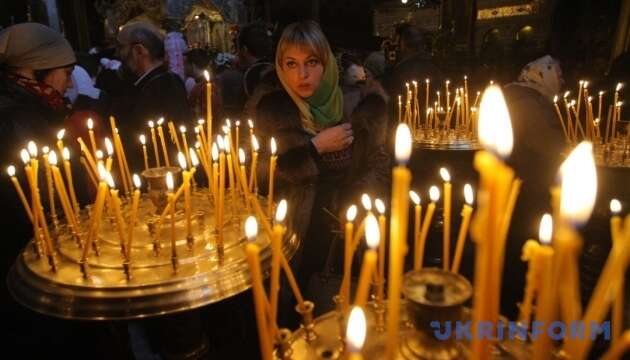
[501, 55, 567, 319]
[255, 21, 390, 312]
[115, 22, 192, 146]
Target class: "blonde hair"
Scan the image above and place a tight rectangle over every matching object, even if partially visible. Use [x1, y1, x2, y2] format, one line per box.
[276, 21, 331, 68]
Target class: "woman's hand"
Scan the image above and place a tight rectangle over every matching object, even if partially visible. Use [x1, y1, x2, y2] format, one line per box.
[311, 123, 353, 154]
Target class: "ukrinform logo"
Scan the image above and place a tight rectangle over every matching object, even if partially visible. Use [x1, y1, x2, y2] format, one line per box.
[430, 321, 611, 341]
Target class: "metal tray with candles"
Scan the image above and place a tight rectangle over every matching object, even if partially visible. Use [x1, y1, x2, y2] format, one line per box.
[8, 168, 298, 321]
[412, 129, 481, 151]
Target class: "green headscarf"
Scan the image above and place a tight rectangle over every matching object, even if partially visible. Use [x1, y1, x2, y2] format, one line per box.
[277, 50, 343, 134]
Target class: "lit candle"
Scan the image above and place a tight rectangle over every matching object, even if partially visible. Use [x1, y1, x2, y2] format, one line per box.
[48, 151, 78, 234]
[440, 168, 452, 270]
[452, 184, 474, 273]
[385, 124, 412, 359]
[375, 199, 387, 301]
[157, 118, 170, 167]
[167, 121, 182, 155]
[197, 119, 208, 150]
[342, 204, 357, 310]
[106, 174, 127, 255]
[531, 214, 555, 359]
[21, 150, 41, 254]
[248, 119, 254, 139]
[166, 171, 177, 264]
[109, 117, 131, 194]
[224, 134, 236, 212]
[204, 70, 213, 147]
[127, 174, 141, 261]
[270, 199, 287, 331]
[416, 186, 439, 270]
[217, 137, 226, 251]
[470, 85, 515, 359]
[41, 147, 57, 222]
[212, 142, 219, 203]
[82, 164, 109, 261]
[398, 95, 402, 123]
[61, 148, 80, 214]
[148, 121, 160, 167]
[409, 190, 422, 270]
[445, 80, 451, 113]
[598, 91, 604, 126]
[244, 216, 273, 360]
[104, 137, 114, 172]
[354, 213, 379, 307]
[178, 153, 192, 248]
[77, 137, 98, 179]
[87, 118, 97, 156]
[7, 165, 33, 222]
[268, 137, 277, 216]
[611, 198, 624, 344]
[139, 135, 149, 170]
[56, 129, 65, 155]
[553, 96, 568, 139]
[249, 135, 259, 192]
[425, 79, 430, 125]
[346, 306, 367, 360]
[180, 126, 191, 167]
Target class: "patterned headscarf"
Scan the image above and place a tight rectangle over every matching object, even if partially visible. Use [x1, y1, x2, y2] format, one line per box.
[517, 55, 563, 98]
[0, 23, 75, 70]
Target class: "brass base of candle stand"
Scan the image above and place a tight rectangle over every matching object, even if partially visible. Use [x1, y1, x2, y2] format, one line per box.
[594, 141, 630, 168]
[7, 189, 299, 320]
[413, 129, 481, 151]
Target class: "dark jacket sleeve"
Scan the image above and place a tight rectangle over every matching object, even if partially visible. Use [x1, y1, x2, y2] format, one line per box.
[255, 91, 320, 188]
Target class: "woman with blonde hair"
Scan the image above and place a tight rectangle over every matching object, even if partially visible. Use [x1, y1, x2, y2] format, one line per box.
[256, 20, 390, 307]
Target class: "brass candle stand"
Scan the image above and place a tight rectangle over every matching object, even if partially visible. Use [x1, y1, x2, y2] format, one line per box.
[413, 128, 481, 151]
[7, 172, 299, 320]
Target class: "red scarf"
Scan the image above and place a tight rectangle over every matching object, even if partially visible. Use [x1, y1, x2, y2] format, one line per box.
[6, 73, 67, 111]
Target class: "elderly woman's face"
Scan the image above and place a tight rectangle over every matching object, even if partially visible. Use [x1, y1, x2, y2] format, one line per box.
[281, 46, 324, 98]
[44, 66, 73, 94]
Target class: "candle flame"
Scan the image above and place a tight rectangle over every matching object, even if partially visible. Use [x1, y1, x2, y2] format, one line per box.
[275, 199, 288, 223]
[166, 171, 174, 191]
[20, 149, 30, 164]
[217, 135, 224, 151]
[245, 216, 258, 240]
[570, 100, 576, 107]
[87, 118, 94, 129]
[105, 172, 115, 188]
[611, 199, 622, 214]
[139, 134, 146, 145]
[42, 146, 49, 154]
[361, 193, 372, 211]
[148, 121, 154, 128]
[346, 205, 357, 222]
[426, 78, 429, 83]
[617, 83, 623, 92]
[464, 184, 474, 205]
[226, 119, 232, 128]
[429, 186, 441, 202]
[539, 214, 553, 245]
[133, 174, 141, 189]
[180, 125, 186, 133]
[48, 150, 57, 165]
[560, 141, 597, 225]
[222, 125, 229, 134]
[57, 129, 65, 140]
[478, 85, 513, 158]
[223, 136, 231, 154]
[564, 91, 570, 98]
[27, 141, 37, 157]
[600, 91, 605, 96]
[251, 135, 260, 151]
[195, 141, 201, 149]
[189, 148, 199, 167]
[198, 119, 205, 125]
[212, 143, 219, 161]
[95, 150, 103, 160]
[439, 167, 451, 182]
[553, 95, 558, 103]
[270, 137, 277, 155]
[409, 190, 421, 205]
[583, 81, 589, 89]
[239, 148, 246, 164]
[395, 123, 412, 163]
[97, 163, 107, 180]
[617, 101, 623, 107]
[194, 127, 200, 134]
[157, 118, 164, 126]
[178, 152, 187, 170]
[346, 306, 367, 353]
[365, 213, 380, 249]
[7, 165, 15, 177]
[375, 198, 386, 214]
[104, 138, 114, 156]
[248, 119, 254, 129]
[204, 70, 210, 82]
[235, 120, 240, 127]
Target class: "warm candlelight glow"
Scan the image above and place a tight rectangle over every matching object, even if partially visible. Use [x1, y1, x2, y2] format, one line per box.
[346, 306, 367, 353]
[139, 134, 146, 144]
[464, 184, 474, 205]
[87, 118, 94, 129]
[617, 83, 623, 92]
[166, 171, 174, 191]
[439, 167, 451, 182]
[189, 148, 199, 166]
[375, 199, 385, 214]
[178, 152, 187, 170]
[198, 119, 205, 125]
[104, 138, 114, 156]
[27, 141, 37, 157]
[239, 148, 246, 164]
[20, 149, 30, 164]
[275, 199, 287, 222]
[395, 123, 412, 163]
[539, 214, 553, 245]
[157, 118, 164, 126]
[105, 171, 115, 188]
[270, 137, 277, 155]
[42, 146, 49, 154]
[56, 129, 65, 140]
[148, 120, 154, 128]
[223, 135, 231, 154]
[212, 143, 219, 161]
[248, 119, 254, 129]
[361, 193, 372, 211]
[48, 150, 57, 165]
[560, 141, 597, 225]
[245, 216, 258, 240]
[409, 190, 420, 205]
[7, 165, 15, 176]
[553, 95, 558, 103]
[429, 185, 441, 201]
[346, 204, 357, 222]
[251, 135, 260, 151]
[97, 162, 107, 179]
[204, 70, 210, 82]
[365, 213, 380, 249]
[95, 150, 103, 160]
[610, 199, 622, 215]
[478, 85, 513, 158]
[133, 174, 141, 188]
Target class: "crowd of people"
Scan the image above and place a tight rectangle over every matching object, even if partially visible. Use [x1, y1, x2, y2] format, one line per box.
[0, 17, 621, 358]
